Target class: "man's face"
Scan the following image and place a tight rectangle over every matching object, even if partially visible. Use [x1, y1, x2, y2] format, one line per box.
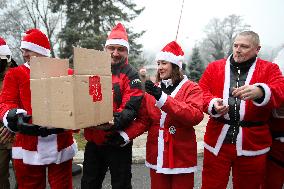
[232, 35, 260, 63]
[21, 49, 44, 64]
[105, 44, 128, 65]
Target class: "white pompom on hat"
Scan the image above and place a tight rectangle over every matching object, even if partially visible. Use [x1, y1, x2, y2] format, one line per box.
[20, 28, 50, 57]
[105, 23, 129, 52]
[155, 41, 184, 68]
[0, 37, 12, 56]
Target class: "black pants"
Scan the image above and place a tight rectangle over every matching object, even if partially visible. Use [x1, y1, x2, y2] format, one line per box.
[81, 141, 133, 189]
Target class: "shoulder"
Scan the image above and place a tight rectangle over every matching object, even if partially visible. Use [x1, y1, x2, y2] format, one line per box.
[120, 63, 140, 80]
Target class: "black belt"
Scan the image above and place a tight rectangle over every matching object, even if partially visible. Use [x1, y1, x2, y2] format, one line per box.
[214, 117, 265, 127]
[271, 132, 284, 139]
[19, 125, 65, 137]
[268, 155, 284, 168]
[18, 116, 65, 137]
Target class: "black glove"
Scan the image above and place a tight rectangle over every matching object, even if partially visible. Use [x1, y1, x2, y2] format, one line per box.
[113, 110, 135, 130]
[6, 109, 31, 132]
[104, 132, 125, 146]
[145, 80, 162, 100]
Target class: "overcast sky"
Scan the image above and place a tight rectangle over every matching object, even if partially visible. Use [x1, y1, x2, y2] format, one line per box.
[131, 0, 284, 54]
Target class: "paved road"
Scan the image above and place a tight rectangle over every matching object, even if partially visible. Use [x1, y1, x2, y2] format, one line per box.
[9, 155, 234, 189]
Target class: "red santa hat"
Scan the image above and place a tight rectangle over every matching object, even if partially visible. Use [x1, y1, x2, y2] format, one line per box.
[20, 29, 50, 56]
[0, 37, 12, 56]
[155, 41, 184, 68]
[105, 23, 129, 52]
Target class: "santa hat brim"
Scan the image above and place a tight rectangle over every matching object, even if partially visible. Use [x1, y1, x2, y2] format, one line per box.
[21, 41, 50, 57]
[105, 39, 129, 53]
[0, 45, 11, 56]
[155, 51, 184, 68]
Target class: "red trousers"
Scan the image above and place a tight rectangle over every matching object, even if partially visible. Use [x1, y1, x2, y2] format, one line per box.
[150, 168, 194, 189]
[201, 144, 266, 189]
[264, 141, 284, 189]
[13, 159, 72, 189]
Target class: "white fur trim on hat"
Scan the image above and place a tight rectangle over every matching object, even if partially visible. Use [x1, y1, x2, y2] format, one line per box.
[0, 45, 11, 56]
[21, 41, 50, 57]
[155, 51, 184, 68]
[105, 39, 129, 52]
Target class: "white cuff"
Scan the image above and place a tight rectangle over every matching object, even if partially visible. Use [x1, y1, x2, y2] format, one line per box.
[252, 83, 271, 106]
[208, 98, 222, 117]
[3, 109, 27, 132]
[119, 131, 130, 147]
[156, 92, 167, 109]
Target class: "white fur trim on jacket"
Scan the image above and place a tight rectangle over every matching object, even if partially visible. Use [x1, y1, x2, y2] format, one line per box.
[204, 124, 230, 156]
[21, 41, 50, 57]
[3, 109, 27, 132]
[156, 92, 167, 108]
[252, 83, 271, 106]
[208, 98, 222, 117]
[105, 39, 129, 53]
[155, 51, 183, 68]
[12, 135, 78, 165]
[119, 131, 130, 147]
[0, 45, 11, 56]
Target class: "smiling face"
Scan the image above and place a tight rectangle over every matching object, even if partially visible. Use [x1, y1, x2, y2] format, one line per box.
[232, 34, 260, 63]
[157, 60, 173, 80]
[105, 44, 128, 65]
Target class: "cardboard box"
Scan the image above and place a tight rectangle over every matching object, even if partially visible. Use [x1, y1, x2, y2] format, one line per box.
[30, 47, 113, 129]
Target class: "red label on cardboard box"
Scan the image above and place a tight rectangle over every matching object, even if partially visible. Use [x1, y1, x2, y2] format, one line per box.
[89, 76, 102, 102]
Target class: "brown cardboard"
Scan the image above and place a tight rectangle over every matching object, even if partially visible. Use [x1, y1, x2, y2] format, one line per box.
[30, 47, 113, 129]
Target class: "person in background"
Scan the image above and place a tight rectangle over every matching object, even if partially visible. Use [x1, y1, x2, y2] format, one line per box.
[81, 23, 143, 189]
[0, 37, 18, 189]
[139, 68, 148, 91]
[0, 29, 77, 189]
[107, 41, 204, 189]
[199, 31, 284, 189]
[263, 57, 284, 189]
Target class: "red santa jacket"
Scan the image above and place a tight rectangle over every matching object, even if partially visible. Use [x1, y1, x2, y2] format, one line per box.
[0, 63, 77, 165]
[84, 59, 143, 144]
[123, 77, 204, 174]
[267, 105, 284, 166]
[199, 57, 284, 156]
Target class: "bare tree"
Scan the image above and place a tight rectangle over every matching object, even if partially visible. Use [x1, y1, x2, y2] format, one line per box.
[200, 14, 250, 63]
[0, 0, 63, 62]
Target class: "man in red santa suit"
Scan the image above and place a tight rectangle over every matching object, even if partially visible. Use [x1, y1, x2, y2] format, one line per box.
[106, 41, 204, 189]
[199, 31, 284, 189]
[0, 29, 77, 189]
[81, 23, 143, 189]
[263, 54, 284, 189]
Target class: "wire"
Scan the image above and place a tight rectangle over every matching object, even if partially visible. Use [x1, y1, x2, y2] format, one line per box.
[175, 0, 185, 41]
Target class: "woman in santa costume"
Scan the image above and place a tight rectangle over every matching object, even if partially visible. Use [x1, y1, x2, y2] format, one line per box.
[0, 29, 77, 189]
[199, 31, 284, 189]
[108, 41, 204, 189]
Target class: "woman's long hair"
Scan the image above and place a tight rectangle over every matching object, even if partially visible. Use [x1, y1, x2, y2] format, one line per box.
[156, 63, 183, 84]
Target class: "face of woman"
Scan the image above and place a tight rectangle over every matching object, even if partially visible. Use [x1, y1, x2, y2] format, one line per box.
[157, 60, 172, 80]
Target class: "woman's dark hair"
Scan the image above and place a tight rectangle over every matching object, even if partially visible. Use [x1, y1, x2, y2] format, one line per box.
[156, 63, 183, 84]
[0, 59, 8, 74]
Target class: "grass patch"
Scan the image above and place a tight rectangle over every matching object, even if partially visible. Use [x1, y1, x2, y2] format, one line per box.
[73, 131, 87, 151]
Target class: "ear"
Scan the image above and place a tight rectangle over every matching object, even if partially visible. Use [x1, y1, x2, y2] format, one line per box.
[256, 45, 261, 52]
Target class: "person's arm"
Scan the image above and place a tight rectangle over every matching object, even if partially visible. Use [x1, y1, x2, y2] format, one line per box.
[157, 82, 204, 127]
[115, 66, 144, 129]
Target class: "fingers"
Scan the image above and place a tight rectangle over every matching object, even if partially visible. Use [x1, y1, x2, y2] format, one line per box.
[232, 85, 263, 100]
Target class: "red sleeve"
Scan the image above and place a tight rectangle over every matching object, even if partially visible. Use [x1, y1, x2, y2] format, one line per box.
[198, 63, 219, 114]
[0, 69, 20, 119]
[161, 82, 204, 127]
[124, 95, 150, 140]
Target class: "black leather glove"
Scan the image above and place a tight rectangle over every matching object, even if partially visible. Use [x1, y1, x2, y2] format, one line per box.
[6, 109, 31, 132]
[104, 132, 125, 146]
[113, 110, 135, 130]
[145, 80, 162, 100]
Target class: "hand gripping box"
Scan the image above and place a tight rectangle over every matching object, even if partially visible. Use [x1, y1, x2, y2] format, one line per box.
[30, 47, 113, 129]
